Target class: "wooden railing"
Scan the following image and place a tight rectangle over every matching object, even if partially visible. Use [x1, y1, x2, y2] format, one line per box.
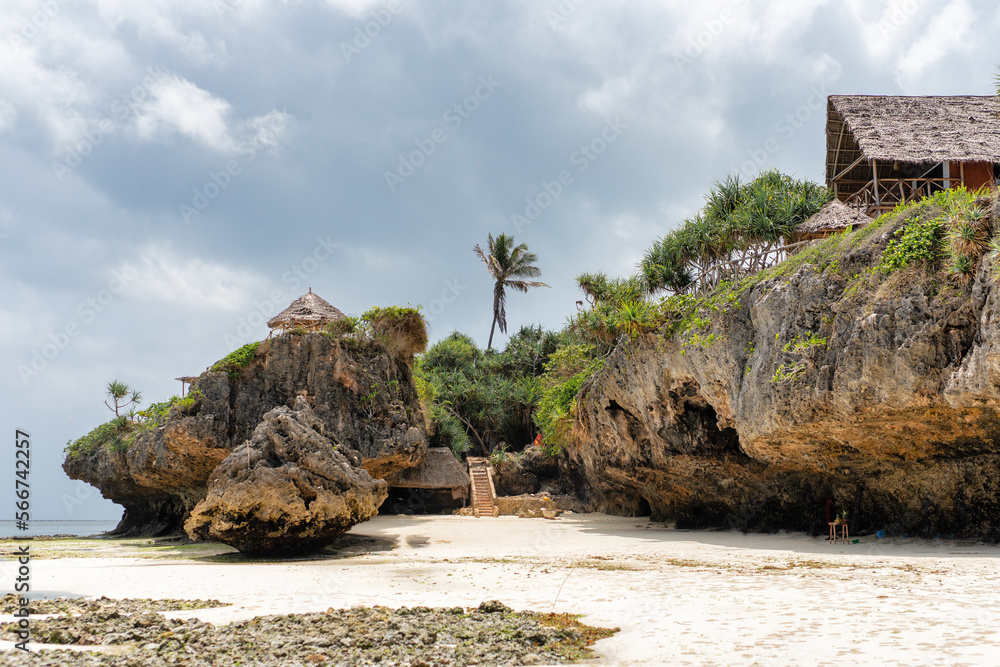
[844, 177, 955, 215]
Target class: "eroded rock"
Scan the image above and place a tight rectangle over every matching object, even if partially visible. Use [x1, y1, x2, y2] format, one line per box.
[568, 210, 1000, 540]
[64, 333, 427, 536]
[185, 399, 387, 555]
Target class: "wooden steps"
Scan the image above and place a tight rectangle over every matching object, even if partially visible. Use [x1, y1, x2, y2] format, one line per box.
[467, 457, 497, 518]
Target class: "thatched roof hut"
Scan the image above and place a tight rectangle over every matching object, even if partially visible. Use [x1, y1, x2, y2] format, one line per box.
[793, 200, 872, 243]
[385, 448, 470, 500]
[826, 95, 1000, 215]
[267, 288, 346, 333]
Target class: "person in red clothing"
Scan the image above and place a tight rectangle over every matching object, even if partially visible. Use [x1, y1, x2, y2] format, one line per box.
[533, 434, 543, 447]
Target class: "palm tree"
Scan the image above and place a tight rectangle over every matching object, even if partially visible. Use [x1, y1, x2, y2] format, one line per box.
[473, 233, 549, 351]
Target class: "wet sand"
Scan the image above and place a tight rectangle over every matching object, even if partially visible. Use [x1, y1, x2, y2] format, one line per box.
[3, 514, 999, 665]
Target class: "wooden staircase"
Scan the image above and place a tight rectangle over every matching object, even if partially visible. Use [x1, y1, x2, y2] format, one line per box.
[467, 457, 498, 517]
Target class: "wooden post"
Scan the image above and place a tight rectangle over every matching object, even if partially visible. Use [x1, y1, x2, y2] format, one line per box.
[960, 162, 965, 189]
[872, 160, 880, 209]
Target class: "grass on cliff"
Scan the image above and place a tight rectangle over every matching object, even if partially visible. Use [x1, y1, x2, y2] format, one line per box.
[208, 341, 261, 377]
[655, 186, 999, 345]
[64, 392, 202, 458]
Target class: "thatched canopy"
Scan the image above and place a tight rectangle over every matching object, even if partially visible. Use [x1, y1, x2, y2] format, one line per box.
[267, 289, 346, 332]
[386, 448, 470, 496]
[828, 95, 1000, 167]
[794, 200, 872, 241]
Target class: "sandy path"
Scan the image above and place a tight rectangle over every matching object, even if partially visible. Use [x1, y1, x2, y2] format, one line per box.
[8, 514, 1000, 666]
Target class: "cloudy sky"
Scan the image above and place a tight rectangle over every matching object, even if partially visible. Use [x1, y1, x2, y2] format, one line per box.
[2, 0, 999, 522]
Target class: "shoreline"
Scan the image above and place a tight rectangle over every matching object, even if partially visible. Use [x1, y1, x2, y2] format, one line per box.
[4, 514, 1000, 665]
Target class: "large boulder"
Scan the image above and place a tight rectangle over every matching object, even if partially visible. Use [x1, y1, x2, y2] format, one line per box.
[185, 399, 388, 555]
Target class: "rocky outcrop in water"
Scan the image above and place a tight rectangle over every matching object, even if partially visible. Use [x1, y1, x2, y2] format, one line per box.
[567, 197, 1000, 540]
[185, 399, 388, 555]
[63, 334, 427, 538]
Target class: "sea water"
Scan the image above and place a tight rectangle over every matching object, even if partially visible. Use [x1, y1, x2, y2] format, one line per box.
[0, 520, 120, 538]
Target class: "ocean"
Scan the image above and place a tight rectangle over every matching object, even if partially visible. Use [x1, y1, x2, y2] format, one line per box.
[0, 520, 121, 538]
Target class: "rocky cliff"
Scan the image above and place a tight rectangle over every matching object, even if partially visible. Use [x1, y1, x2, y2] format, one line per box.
[567, 195, 1000, 540]
[64, 334, 427, 540]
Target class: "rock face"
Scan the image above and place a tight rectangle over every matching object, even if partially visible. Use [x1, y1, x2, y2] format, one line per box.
[567, 207, 1000, 540]
[185, 400, 388, 555]
[64, 334, 427, 537]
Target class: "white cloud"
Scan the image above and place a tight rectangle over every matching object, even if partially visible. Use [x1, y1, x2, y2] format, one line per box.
[131, 74, 292, 154]
[90, 0, 230, 67]
[0, 99, 14, 133]
[240, 109, 293, 156]
[321, 0, 390, 19]
[0, 35, 95, 147]
[896, 0, 976, 89]
[133, 74, 236, 152]
[120, 245, 271, 312]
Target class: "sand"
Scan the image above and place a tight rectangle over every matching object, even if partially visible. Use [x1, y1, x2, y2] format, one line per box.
[3, 514, 1000, 665]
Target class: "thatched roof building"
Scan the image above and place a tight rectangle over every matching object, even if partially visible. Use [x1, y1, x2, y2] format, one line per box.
[385, 448, 470, 500]
[793, 200, 872, 243]
[267, 288, 346, 333]
[826, 95, 1000, 215]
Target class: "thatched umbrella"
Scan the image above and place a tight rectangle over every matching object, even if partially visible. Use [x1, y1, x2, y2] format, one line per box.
[793, 200, 872, 243]
[267, 288, 346, 333]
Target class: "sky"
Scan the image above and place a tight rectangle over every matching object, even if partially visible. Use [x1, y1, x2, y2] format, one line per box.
[2, 0, 999, 522]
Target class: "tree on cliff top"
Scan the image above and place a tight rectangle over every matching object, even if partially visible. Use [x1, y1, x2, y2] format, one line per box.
[105, 380, 142, 418]
[641, 170, 830, 295]
[473, 233, 549, 351]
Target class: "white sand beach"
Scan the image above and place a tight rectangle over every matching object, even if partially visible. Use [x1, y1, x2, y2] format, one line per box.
[5, 514, 1000, 666]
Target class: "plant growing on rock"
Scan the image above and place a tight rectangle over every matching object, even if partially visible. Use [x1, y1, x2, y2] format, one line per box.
[104, 380, 142, 418]
[641, 170, 830, 295]
[533, 343, 605, 452]
[209, 341, 261, 377]
[362, 306, 427, 358]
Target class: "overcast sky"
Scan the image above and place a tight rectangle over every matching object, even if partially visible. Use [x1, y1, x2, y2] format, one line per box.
[2, 0, 999, 522]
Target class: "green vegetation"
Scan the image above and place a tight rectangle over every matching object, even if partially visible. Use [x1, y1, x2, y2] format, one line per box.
[876, 216, 944, 274]
[473, 233, 550, 350]
[361, 305, 428, 357]
[783, 332, 828, 353]
[209, 341, 261, 376]
[569, 274, 657, 351]
[415, 327, 568, 457]
[641, 170, 831, 295]
[66, 387, 206, 458]
[65, 419, 132, 458]
[872, 187, 994, 286]
[533, 343, 605, 453]
[104, 379, 142, 418]
[771, 361, 809, 384]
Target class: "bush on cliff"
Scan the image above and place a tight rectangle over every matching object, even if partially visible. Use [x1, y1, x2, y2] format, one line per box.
[533, 343, 605, 453]
[209, 341, 261, 377]
[65, 392, 201, 458]
[362, 306, 428, 357]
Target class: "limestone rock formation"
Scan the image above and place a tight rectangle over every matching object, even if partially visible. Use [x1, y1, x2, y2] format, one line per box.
[567, 202, 1000, 540]
[185, 400, 387, 555]
[64, 333, 427, 536]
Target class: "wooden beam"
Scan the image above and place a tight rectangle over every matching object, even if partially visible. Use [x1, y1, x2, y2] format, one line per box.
[832, 120, 845, 186]
[833, 155, 866, 182]
[872, 160, 880, 207]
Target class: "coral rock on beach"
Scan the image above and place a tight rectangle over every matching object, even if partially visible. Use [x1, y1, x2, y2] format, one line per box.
[185, 399, 388, 555]
[63, 333, 427, 537]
